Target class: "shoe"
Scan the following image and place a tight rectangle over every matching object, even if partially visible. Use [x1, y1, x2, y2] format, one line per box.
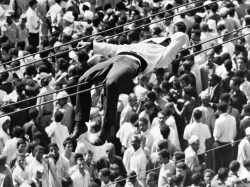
[69, 121, 88, 140]
[89, 130, 108, 146]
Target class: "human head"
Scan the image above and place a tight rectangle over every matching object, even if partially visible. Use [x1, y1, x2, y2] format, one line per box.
[127, 171, 137, 184]
[146, 172, 158, 187]
[17, 139, 27, 153]
[49, 143, 59, 158]
[54, 110, 64, 123]
[173, 151, 185, 164]
[99, 168, 111, 184]
[16, 153, 26, 169]
[106, 143, 115, 159]
[128, 93, 137, 108]
[160, 125, 170, 140]
[203, 169, 215, 184]
[28, 0, 38, 9]
[33, 145, 44, 162]
[230, 76, 243, 91]
[13, 126, 23, 138]
[158, 149, 170, 165]
[243, 160, 250, 171]
[144, 101, 154, 115]
[229, 160, 240, 173]
[158, 111, 166, 125]
[138, 117, 148, 133]
[33, 165, 44, 180]
[176, 162, 187, 176]
[131, 135, 141, 151]
[217, 101, 228, 115]
[208, 74, 221, 87]
[217, 168, 229, 182]
[193, 109, 202, 122]
[63, 139, 73, 153]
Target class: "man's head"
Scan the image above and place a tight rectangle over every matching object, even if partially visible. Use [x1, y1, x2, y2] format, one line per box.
[127, 170, 137, 184]
[193, 109, 202, 122]
[99, 168, 111, 184]
[173, 151, 185, 164]
[144, 101, 154, 115]
[76, 155, 86, 174]
[16, 153, 26, 169]
[157, 111, 166, 125]
[217, 101, 228, 115]
[160, 125, 170, 140]
[139, 117, 148, 133]
[49, 143, 60, 159]
[54, 110, 64, 123]
[203, 169, 215, 183]
[176, 162, 187, 176]
[191, 173, 202, 186]
[230, 76, 243, 91]
[217, 168, 229, 182]
[63, 139, 73, 153]
[33, 145, 44, 162]
[229, 160, 240, 173]
[17, 139, 27, 153]
[106, 143, 115, 159]
[28, 0, 38, 9]
[146, 172, 158, 187]
[131, 135, 141, 151]
[208, 74, 221, 87]
[158, 149, 170, 165]
[128, 93, 137, 108]
[84, 150, 93, 163]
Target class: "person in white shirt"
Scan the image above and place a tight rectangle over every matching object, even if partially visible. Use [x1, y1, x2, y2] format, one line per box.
[213, 101, 237, 172]
[26, 0, 40, 48]
[158, 149, 175, 187]
[70, 153, 90, 187]
[99, 168, 114, 187]
[45, 111, 69, 154]
[138, 117, 154, 152]
[120, 93, 138, 126]
[183, 109, 211, 156]
[117, 112, 139, 153]
[71, 28, 187, 145]
[123, 135, 148, 184]
[21, 165, 44, 187]
[134, 74, 149, 100]
[12, 153, 29, 187]
[146, 172, 158, 187]
[2, 126, 23, 165]
[46, 0, 63, 31]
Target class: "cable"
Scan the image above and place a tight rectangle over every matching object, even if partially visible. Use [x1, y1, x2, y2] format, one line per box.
[0, 84, 104, 118]
[0, 0, 219, 72]
[0, 27, 246, 111]
[101, 137, 244, 186]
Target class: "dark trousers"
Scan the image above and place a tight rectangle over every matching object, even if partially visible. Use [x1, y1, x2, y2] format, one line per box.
[75, 56, 140, 136]
[28, 33, 39, 49]
[213, 141, 233, 172]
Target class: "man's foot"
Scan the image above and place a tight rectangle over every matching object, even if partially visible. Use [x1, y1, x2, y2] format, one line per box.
[69, 121, 88, 140]
[89, 130, 108, 146]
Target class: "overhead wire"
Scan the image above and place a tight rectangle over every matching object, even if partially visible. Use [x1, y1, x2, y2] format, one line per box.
[0, 26, 248, 111]
[0, 0, 220, 73]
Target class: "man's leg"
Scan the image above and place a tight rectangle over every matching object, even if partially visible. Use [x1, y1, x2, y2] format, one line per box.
[91, 56, 140, 145]
[70, 58, 115, 139]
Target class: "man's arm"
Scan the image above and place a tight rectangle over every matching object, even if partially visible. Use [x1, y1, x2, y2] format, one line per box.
[93, 40, 123, 57]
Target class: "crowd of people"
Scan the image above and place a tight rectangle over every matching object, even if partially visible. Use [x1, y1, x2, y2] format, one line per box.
[0, 0, 250, 186]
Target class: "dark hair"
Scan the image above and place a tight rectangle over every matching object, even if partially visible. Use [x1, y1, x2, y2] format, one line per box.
[147, 172, 158, 181]
[63, 139, 73, 147]
[158, 140, 169, 151]
[139, 117, 148, 125]
[29, 108, 39, 119]
[16, 41, 26, 50]
[100, 168, 111, 177]
[57, 58, 69, 72]
[176, 162, 187, 170]
[211, 2, 219, 12]
[158, 149, 170, 159]
[54, 111, 64, 122]
[191, 173, 202, 185]
[183, 86, 193, 97]
[243, 160, 250, 168]
[203, 168, 215, 177]
[229, 160, 240, 172]
[13, 126, 23, 138]
[173, 151, 185, 162]
[0, 71, 9, 81]
[175, 21, 186, 33]
[217, 101, 228, 113]
[17, 139, 26, 148]
[160, 125, 170, 139]
[26, 65, 36, 76]
[77, 49, 89, 63]
[127, 30, 140, 42]
[220, 93, 230, 103]
[147, 91, 157, 101]
[28, 0, 37, 7]
[74, 153, 83, 162]
[48, 143, 59, 149]
[33, 145, 44, 154]
[217, 168, 229, 181]
[193, 109, 202, 120]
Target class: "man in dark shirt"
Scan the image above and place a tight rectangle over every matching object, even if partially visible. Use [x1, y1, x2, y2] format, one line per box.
[96, 143, 127, 178]
[230, 76, 247, 113]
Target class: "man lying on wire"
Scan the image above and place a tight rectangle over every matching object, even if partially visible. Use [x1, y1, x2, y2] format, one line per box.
[69, 22, 188, 146]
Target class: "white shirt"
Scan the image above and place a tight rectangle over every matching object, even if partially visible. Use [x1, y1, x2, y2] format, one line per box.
[71, 169, 90, 187]
[240, 79, 250, 102]
[93, 32, 187, 74]
[2, 137, 21, 165]
[46, 3, 63, 27]
[116, 122, 136, 148]
[12, 164, 29, 186]
[133, 85, 148, 101]
[139, 111, 151, 129]
[45, 122, 69, 154]
[183, 121, 211, 153]
[26, 7, 40, 33]
[158, 160, 175, 187]
[120, 104, 133, 126]
[213, 113, 237, 142]
[141, 129, 154, 151]
[123, 147, 148, 183]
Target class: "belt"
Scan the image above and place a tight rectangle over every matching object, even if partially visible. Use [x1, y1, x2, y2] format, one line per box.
[117, 52, 147, 73]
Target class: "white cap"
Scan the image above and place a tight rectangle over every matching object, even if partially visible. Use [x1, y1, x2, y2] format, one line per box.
[219, 7, 229, 16]
[56, 91, 69, 100]
[83, 10, 94, 21]
[83, 2, 91, 9]
[245, 127, 250, 136]
[188, 135, 199, 144]
[204, 0, 212, 6]
[63, 11, 75, 23]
